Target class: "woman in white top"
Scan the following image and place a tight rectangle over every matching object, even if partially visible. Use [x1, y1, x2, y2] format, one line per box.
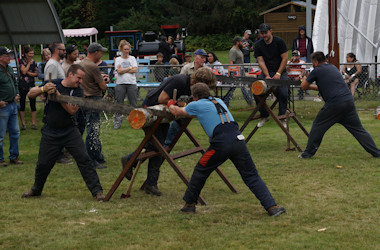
[113, 40, 138, 129]
[206, 52, 225, 75]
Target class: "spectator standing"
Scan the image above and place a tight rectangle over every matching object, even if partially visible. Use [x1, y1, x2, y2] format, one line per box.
[227, 37, 252, 106]
[180, 49, 207, 75]
[183, 52, 193, 65]
[292, 25, 314, 63]
[154, 52, 167, 82]
[79, 43, 108, 169]
[22, 64, 105, 201]
[18, 46, 38, 130]
[241, 30, 253, 63]
[38, 48, 51, 81]
[113, 41, 138, 130]
[342, 52, 362, 96]
[0, 47, 23, 166]
[254, 23, 289, 128]
[206, 52, 225, 75]
[287, 50, 306, 100]
[168, 36, 177, 56]
[44, 42, 65, 82]
[158, 36, 171, 64]
[62, 45, 79, 75]
[229, 36, 244, 66]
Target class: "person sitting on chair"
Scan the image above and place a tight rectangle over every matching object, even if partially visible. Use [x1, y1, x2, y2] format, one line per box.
[341, 52, 362, 97]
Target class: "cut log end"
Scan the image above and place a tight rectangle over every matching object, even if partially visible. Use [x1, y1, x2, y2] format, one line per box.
[128, 110, 146, 129]
[251, 80, 268, 95]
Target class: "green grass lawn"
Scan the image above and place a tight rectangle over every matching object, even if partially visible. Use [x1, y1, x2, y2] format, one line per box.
[1, 93, 380, 249]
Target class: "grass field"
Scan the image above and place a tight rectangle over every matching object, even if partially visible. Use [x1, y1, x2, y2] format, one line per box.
[1, 92, 380, 249]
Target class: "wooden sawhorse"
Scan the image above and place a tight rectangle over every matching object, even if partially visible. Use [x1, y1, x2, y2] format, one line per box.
[239, 86, 309, 152]
[105, 117, 237, 204]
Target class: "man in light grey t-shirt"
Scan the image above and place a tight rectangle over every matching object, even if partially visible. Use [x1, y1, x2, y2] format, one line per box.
[229, 37, 244, 65]
[44, 42, 65, 81]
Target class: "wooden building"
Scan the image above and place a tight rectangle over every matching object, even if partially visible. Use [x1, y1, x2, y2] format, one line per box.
[259, 1, 316, 48]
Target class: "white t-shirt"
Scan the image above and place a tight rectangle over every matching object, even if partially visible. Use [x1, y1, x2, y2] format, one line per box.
[114, 56, 138, 85]
[44, 59, 65, 81]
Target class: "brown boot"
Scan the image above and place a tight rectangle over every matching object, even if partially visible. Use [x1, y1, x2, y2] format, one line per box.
[10, 158, 23, 165]
[0, 161, 7, 167]
[144, 185, 162, 196]
[21, 189, 39, 198]
[180, 203, 196, 213]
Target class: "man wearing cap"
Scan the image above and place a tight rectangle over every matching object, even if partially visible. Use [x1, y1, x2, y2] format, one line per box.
[287, 50, 306, 100]
[287, 50, 306, 81]
[254, 23, 289, 128]
[44, 42, 65, 82]
[62, 44, 79, 75]
[79, 43, 109, 169]
[229, 36, 244, 66]
[180, 49, 207, 75]
[183, 52, 193, 66]
[292, 25, 314, 63]
[242, 30, 254, 63]
[0, 47, 23, 166]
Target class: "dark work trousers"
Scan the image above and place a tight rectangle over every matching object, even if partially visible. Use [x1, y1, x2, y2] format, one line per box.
[303, 100, 380, 157]
[31, 126, 103, 196]
[124, 98, 170, 186]
[254, 72, 289, 118]
[183, 122, 277, 210]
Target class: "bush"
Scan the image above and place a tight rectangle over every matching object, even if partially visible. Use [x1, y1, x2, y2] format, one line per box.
[185, 33, 239, 52]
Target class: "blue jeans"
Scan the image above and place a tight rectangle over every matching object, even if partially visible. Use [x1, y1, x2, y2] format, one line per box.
[164, 120, 181, 146]
[85, 97, 105, 165]
[0, 102, 20, 161]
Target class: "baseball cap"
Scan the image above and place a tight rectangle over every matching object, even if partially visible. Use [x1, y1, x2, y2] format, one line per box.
[0, 46, 13, 56]
[292, 50, 300, 56]
[194, 49, 208, 56]
[245, 30, 252, 35]
[65, 44, 77, 54]
[87, 43, 108, 53]
[185, 52, 192, 57]
[259, 23, 271, 32]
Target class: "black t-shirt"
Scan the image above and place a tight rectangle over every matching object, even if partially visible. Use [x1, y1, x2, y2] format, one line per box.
[145, 74, 191, 106]
[42, 79, 83, 130]
[254, 36, 287, 72]
[159, 41, 171, 63]
[306, 63, 353, 103]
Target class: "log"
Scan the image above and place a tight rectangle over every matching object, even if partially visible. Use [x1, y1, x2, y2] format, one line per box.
[48, 94, 134, 114]
[128, 105, 174, 129]
[251, 80, 268, 95]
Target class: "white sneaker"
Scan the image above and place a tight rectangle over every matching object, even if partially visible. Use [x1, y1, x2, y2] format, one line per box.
[257, 117, 270, 128]
[281, 119, 287, 128]
[313, 97, 322, 102]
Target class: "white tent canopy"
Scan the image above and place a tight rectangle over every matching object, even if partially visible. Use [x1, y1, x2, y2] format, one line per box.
[63, 28, 98, 43]
[313, 0, 380, 64]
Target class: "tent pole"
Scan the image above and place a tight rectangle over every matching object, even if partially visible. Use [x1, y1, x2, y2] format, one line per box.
[328, 0, 339, 68]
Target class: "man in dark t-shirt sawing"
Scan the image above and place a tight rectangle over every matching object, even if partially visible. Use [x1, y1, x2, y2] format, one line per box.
[299, 52, 380, 159]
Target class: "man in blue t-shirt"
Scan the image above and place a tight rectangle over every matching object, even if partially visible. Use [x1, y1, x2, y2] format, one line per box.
[168, 82, 286, 216]
[299, 52, 380, 159]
